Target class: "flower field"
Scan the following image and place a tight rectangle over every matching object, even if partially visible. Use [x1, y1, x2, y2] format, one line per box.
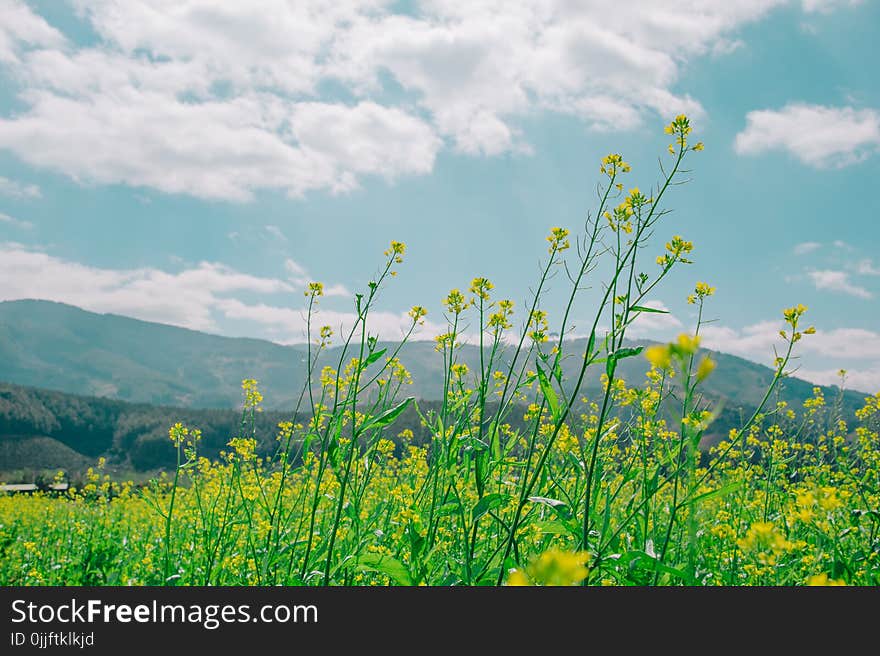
[2, 118, 878, 586]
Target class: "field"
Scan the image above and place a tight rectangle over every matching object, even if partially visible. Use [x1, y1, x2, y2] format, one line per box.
[2, 118, 878, 586]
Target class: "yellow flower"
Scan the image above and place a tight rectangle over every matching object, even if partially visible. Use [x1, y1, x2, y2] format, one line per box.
[645, 344, 672, 370]
[694, 281, 715, 300]
[383, 240, 406, 263]
[599, 153, 631, 177]
[782, 304, 808, 327]
[242, 378, 263, 409]
[527, 309, 549, 343]
[806, 573, 845, 586]
[469, 277, 494, 301]
[696, 355, 716, 382]
[408, 305, 428, 325]
[488, 298, 514, 332]
[443, 289, 467, 314]
[666, 235, 694, 257]
[506, 570, 531, 586]
[675, 333, 701, 356]
[505, 549, 590, 586]
[169, 422, 189, 446]
[227, 437, 258, 461]
[547, 227, 570, 253]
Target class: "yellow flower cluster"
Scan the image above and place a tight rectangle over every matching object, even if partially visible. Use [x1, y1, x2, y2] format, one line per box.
[599, 153, 631, 177]
[547, 227, 571, 253]
[688, 281, 716, 304]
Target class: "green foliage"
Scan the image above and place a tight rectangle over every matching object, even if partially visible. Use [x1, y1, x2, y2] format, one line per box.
[2, 118, 878, 588]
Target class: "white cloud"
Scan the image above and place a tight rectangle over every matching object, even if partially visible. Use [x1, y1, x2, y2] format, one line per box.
[701, 321, 783, 360]
[265, 225, 287, 242]
[703, 322, 880, 360]
[1, 1, 855, 200]
[0, 243, 292, 332]
[0, 0, 65, 64]
[284, 258, 308, 284]
[793, 241, 821, 255]
[804, 327, 880, 360]
[0, 175, 40, 198]
[734, 103, 880, 168]
[856, 259, 880, 276]
[801, 0, 863, 13]
[214, 297, 445, 344]
[796, 367, 880, 394]
[284, 257, 350, 297]
[0, 211, 32, 229]
[808, 269, 872, 299]
[289, 101, 441, 187]
[702, 320, 880, 392]
[0, 90, 440, 201]
[0, 243, 412, 342]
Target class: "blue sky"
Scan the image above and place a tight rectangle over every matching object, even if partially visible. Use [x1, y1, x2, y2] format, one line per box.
[0, 0, 879, 392]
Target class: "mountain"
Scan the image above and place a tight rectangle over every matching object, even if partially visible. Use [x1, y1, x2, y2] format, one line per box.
[0, 299, 304, 408]
[0, 299, 873, 476]
[0, 380, 299, 476]
[0, 299, 869, 417]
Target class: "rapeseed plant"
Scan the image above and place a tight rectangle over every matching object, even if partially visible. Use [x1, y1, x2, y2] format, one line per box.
[2, 118, 877, 587]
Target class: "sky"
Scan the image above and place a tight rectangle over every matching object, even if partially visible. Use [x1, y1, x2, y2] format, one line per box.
[0, 0, 879, 393]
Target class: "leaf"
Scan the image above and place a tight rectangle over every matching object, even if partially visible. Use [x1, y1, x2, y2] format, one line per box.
[606, 346, 644, 377]
[535, 362, 560, 419]
[609, 346, 645, 362]
[533, 520, 573, 536]
[630, 305, 669, 314]
[529, 495, 572, 521]
[364, 348, 388, 368]
[472, 493, 508, 521]
[359, 396, 414, 434]
[534, 519, 580, 537]
[527, 495, 567, 508]
[356, 553, 412, 586]
[614, 550, 690, 582]
[681, 481, 742, 508]
[435, 501, 461, 518]
[489, 422, 501, 460]
[585, 329, 596, 360]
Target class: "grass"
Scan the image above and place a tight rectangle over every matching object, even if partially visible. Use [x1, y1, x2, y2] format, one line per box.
[1, 116, 878, 586]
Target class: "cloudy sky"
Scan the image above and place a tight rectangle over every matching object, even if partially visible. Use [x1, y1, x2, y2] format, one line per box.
[0, 0, 878, 392]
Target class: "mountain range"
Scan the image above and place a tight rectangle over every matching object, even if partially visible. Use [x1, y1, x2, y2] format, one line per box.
[0, 299, 867, 410]
[0, 299, 871, 476]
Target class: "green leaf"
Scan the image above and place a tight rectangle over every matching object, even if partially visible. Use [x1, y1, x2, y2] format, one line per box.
[681, 481, 742, 508]
[356, 553, 412, 585]
[610, 346, 645, 361]
[527, 495, 567, 508]
[586, 329, 596, 359]
[614, 551, 690, 582]
[359, 396, 414, 434]
[606, 346, 645, 378]
[364, 348, 387, 368]
[630, 305, 669, 314]
[527, 496, 571, 519]
[535, 362, 560, 419]
[533, 520, 573, 536]
[472, 493, 508, 521]
[435, 501, 461, 517]
[489, 422, 501, 460]
[534, 519, 579, 537]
